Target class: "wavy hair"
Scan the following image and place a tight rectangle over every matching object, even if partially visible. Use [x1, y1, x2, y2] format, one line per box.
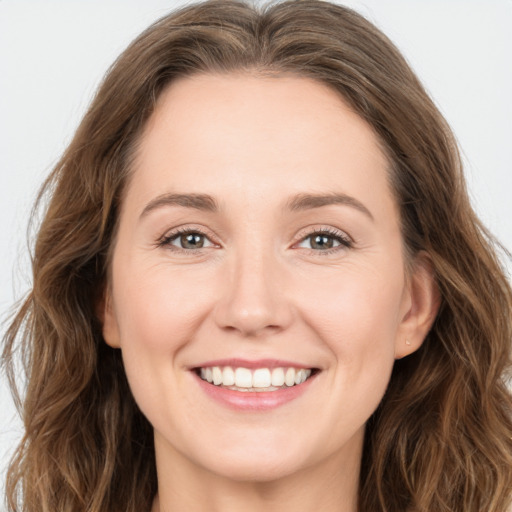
[3, 1, 511, 511]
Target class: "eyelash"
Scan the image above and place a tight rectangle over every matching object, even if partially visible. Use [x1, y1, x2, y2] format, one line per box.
[156, 226, 353, 255]
[296, 226, 353, 255]
[156, 226, 217, 255]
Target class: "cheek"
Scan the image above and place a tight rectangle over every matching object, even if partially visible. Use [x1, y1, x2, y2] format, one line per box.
[110, 263, 216, 406]
[270, 262, 405, 456]
[113, 262, 212, 351]
[300, 261, 404, 337]
[297, 261, 404, 385]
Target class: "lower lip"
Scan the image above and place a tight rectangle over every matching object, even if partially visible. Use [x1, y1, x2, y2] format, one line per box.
[193, 372, 318, 411]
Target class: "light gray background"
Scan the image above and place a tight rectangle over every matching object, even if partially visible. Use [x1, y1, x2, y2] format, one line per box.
[1, 0, 511, 504]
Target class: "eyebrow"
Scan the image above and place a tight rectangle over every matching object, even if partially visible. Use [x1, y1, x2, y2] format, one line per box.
[140, 191, 373, 221]
[140, 193, 219, 218]
[285, 192, 374, 220]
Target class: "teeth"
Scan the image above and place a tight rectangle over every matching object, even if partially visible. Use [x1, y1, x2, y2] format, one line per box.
[222, 366, 235, 386]
[271, 367, 285, 387]
[253, 368, 271, 388]
[285, 367, 295, 387]
[212, 366, 222, 385]
[295, 369, 308, 385]
[235, 368, 252, 388]
[198, 366, 313, 390]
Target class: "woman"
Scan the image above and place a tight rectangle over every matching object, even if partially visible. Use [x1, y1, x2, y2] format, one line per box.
[3, 0, 511, 511]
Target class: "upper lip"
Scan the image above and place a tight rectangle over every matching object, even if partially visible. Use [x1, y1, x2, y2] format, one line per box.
[191, 358, 318, 370]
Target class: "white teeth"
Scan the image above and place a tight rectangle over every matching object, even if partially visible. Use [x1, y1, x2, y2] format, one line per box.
[253, 368, 271, 388]
[199, 365, 314, 390]
[235, 367, 253, 388]
[222, 366, 235, 386]
[285, 367, 295, 387]
[295, 369, 308, 385]
[271, 367, 285, 387]
[212, 366, 222, 385]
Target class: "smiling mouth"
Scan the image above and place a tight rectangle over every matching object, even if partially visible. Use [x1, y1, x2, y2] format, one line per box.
[195, 366, 319, 392]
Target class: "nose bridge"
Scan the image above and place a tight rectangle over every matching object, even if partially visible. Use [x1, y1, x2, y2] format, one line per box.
[214, 238, 291, 337]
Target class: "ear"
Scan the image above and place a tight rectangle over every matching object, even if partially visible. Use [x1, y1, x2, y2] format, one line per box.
[395, 251, 440, 359]
[97, 287, 121, 349]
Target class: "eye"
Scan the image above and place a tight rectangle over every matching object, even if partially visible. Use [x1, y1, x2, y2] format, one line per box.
[158, 228, 215, 251]
[296, 228, 352, 252]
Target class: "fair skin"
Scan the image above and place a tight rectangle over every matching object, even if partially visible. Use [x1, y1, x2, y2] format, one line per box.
[102, 73, 439, 512]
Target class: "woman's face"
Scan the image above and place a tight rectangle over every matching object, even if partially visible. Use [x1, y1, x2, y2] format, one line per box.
[102, 73, 436, 482]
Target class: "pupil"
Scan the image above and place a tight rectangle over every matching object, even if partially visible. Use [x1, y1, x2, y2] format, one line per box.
[312, 234, 333, 249]
[181, 233, 203, 249]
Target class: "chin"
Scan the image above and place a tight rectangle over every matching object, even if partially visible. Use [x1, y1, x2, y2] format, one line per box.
[204, 453, 308, 483]
[192, 434, 321, 483]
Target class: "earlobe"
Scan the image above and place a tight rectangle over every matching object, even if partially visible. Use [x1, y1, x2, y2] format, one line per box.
[395, 252, 441, 359]
[97, 288, 121, 349]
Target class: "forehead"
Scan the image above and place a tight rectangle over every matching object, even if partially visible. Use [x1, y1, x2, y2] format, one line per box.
[128, 72, 394, 216]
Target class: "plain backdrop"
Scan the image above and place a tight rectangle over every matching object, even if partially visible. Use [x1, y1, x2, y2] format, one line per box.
[1, 0, 511, 504]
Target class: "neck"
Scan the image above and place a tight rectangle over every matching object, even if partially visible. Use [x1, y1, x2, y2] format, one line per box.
[151, 432, 362, 512]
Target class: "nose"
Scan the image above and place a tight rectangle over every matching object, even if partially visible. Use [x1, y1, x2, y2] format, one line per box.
[213, 248, 293, 338]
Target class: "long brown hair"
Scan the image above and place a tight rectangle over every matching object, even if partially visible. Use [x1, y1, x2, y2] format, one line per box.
[3, 1, 511, 511]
